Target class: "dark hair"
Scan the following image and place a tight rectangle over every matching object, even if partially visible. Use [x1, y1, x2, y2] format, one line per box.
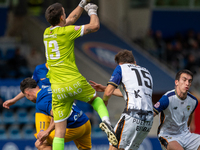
[20, 77, 37, 93]
[115, 50, 135, 64]
[175, 69, 193, 81]
[45, 3, 63, 26]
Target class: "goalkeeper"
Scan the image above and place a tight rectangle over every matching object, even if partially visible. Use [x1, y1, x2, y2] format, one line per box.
[43, 1, 118, 150]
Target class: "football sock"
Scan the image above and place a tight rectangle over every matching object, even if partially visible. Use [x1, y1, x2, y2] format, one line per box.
[53, 137, 64, 150]
[91, 97, 111, 124]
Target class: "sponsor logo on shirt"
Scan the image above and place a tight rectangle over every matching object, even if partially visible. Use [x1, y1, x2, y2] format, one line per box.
[154, 102, 160, 108]
[74, 26, 80, 31]
[40, 78, 46, 80]
[134, 90, 141, 98]
[44, 34, 57, 38]
[42, 85, 50, 89]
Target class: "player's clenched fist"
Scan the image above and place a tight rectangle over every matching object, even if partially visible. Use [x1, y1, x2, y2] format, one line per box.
[84, 3, 98, 16]
[79, 0, 91, 8]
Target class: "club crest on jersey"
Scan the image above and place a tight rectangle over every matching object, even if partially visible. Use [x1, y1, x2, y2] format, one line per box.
[154, 102, 160, 108]
[74, 26, 80, 31]
[186, 105, 190, 111]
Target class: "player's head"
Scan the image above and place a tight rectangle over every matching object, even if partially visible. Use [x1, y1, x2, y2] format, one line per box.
[45, 3, 66, 26]
[175, 69, 193, 94]
[115, 49, 136, 64]
[20, 77, 38, 103]
[175, 69, 193, 81]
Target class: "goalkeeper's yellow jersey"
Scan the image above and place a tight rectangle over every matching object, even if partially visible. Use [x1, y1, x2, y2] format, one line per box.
[43, 25, 84, 83]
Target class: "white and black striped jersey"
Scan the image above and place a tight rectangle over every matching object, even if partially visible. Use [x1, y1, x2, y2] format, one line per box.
[108, 64, 153, 121]
[154, 89, 198, 135]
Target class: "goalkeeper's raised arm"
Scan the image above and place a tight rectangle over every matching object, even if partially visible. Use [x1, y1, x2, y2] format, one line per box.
[83, 3, 100, 35]
[65, 0, 90, 26]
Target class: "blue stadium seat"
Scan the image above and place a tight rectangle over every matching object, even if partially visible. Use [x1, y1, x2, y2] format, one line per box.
[29, 108, 35, 124]
[8, 125, 22, 139]
[16, 108, 30, 124]
[24, 99, 36, 108]
[22, 124, 35, 139]
[0, 114, 3, 125]
[5, 48, 15, 60]
[0, 125, 8, 139]
[2, 109, 16, 124]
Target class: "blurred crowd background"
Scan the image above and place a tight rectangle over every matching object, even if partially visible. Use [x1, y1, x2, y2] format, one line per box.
[0, 0, 200, 140]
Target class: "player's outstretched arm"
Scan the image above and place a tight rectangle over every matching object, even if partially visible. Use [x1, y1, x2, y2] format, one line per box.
[65, 0, 90, 26]
[3, 92, 25, 109]
[90, 80, 106, 92]
[90, 80, 123, 97]
[103, 84, 116, 103]
[83, 3, 100, 35]
[113, 89, 123, 97]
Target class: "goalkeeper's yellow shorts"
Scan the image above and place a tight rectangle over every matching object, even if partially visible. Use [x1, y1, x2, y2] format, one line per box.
[51, 76, 96, 122]
[35, 113, 92, 149]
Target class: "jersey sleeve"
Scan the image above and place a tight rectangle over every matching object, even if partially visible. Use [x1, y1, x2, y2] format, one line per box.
[153, 95, 169, 114]
[63, 25, 83, 41]
[107, 65, 122, 88]
[192, 98, 198, 113]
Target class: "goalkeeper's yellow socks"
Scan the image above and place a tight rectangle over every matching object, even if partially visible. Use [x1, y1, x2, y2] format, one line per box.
[53, 137, 64, 150]
[91, 97, 111, 124]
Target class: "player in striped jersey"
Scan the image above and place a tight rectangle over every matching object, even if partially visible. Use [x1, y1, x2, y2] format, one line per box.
[91, 50, 154, 150]
[3, 63, 50, 109]
[153, 69, 200, 150]
[20, 77, 92, 150]
[44, 2, 117, 149]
